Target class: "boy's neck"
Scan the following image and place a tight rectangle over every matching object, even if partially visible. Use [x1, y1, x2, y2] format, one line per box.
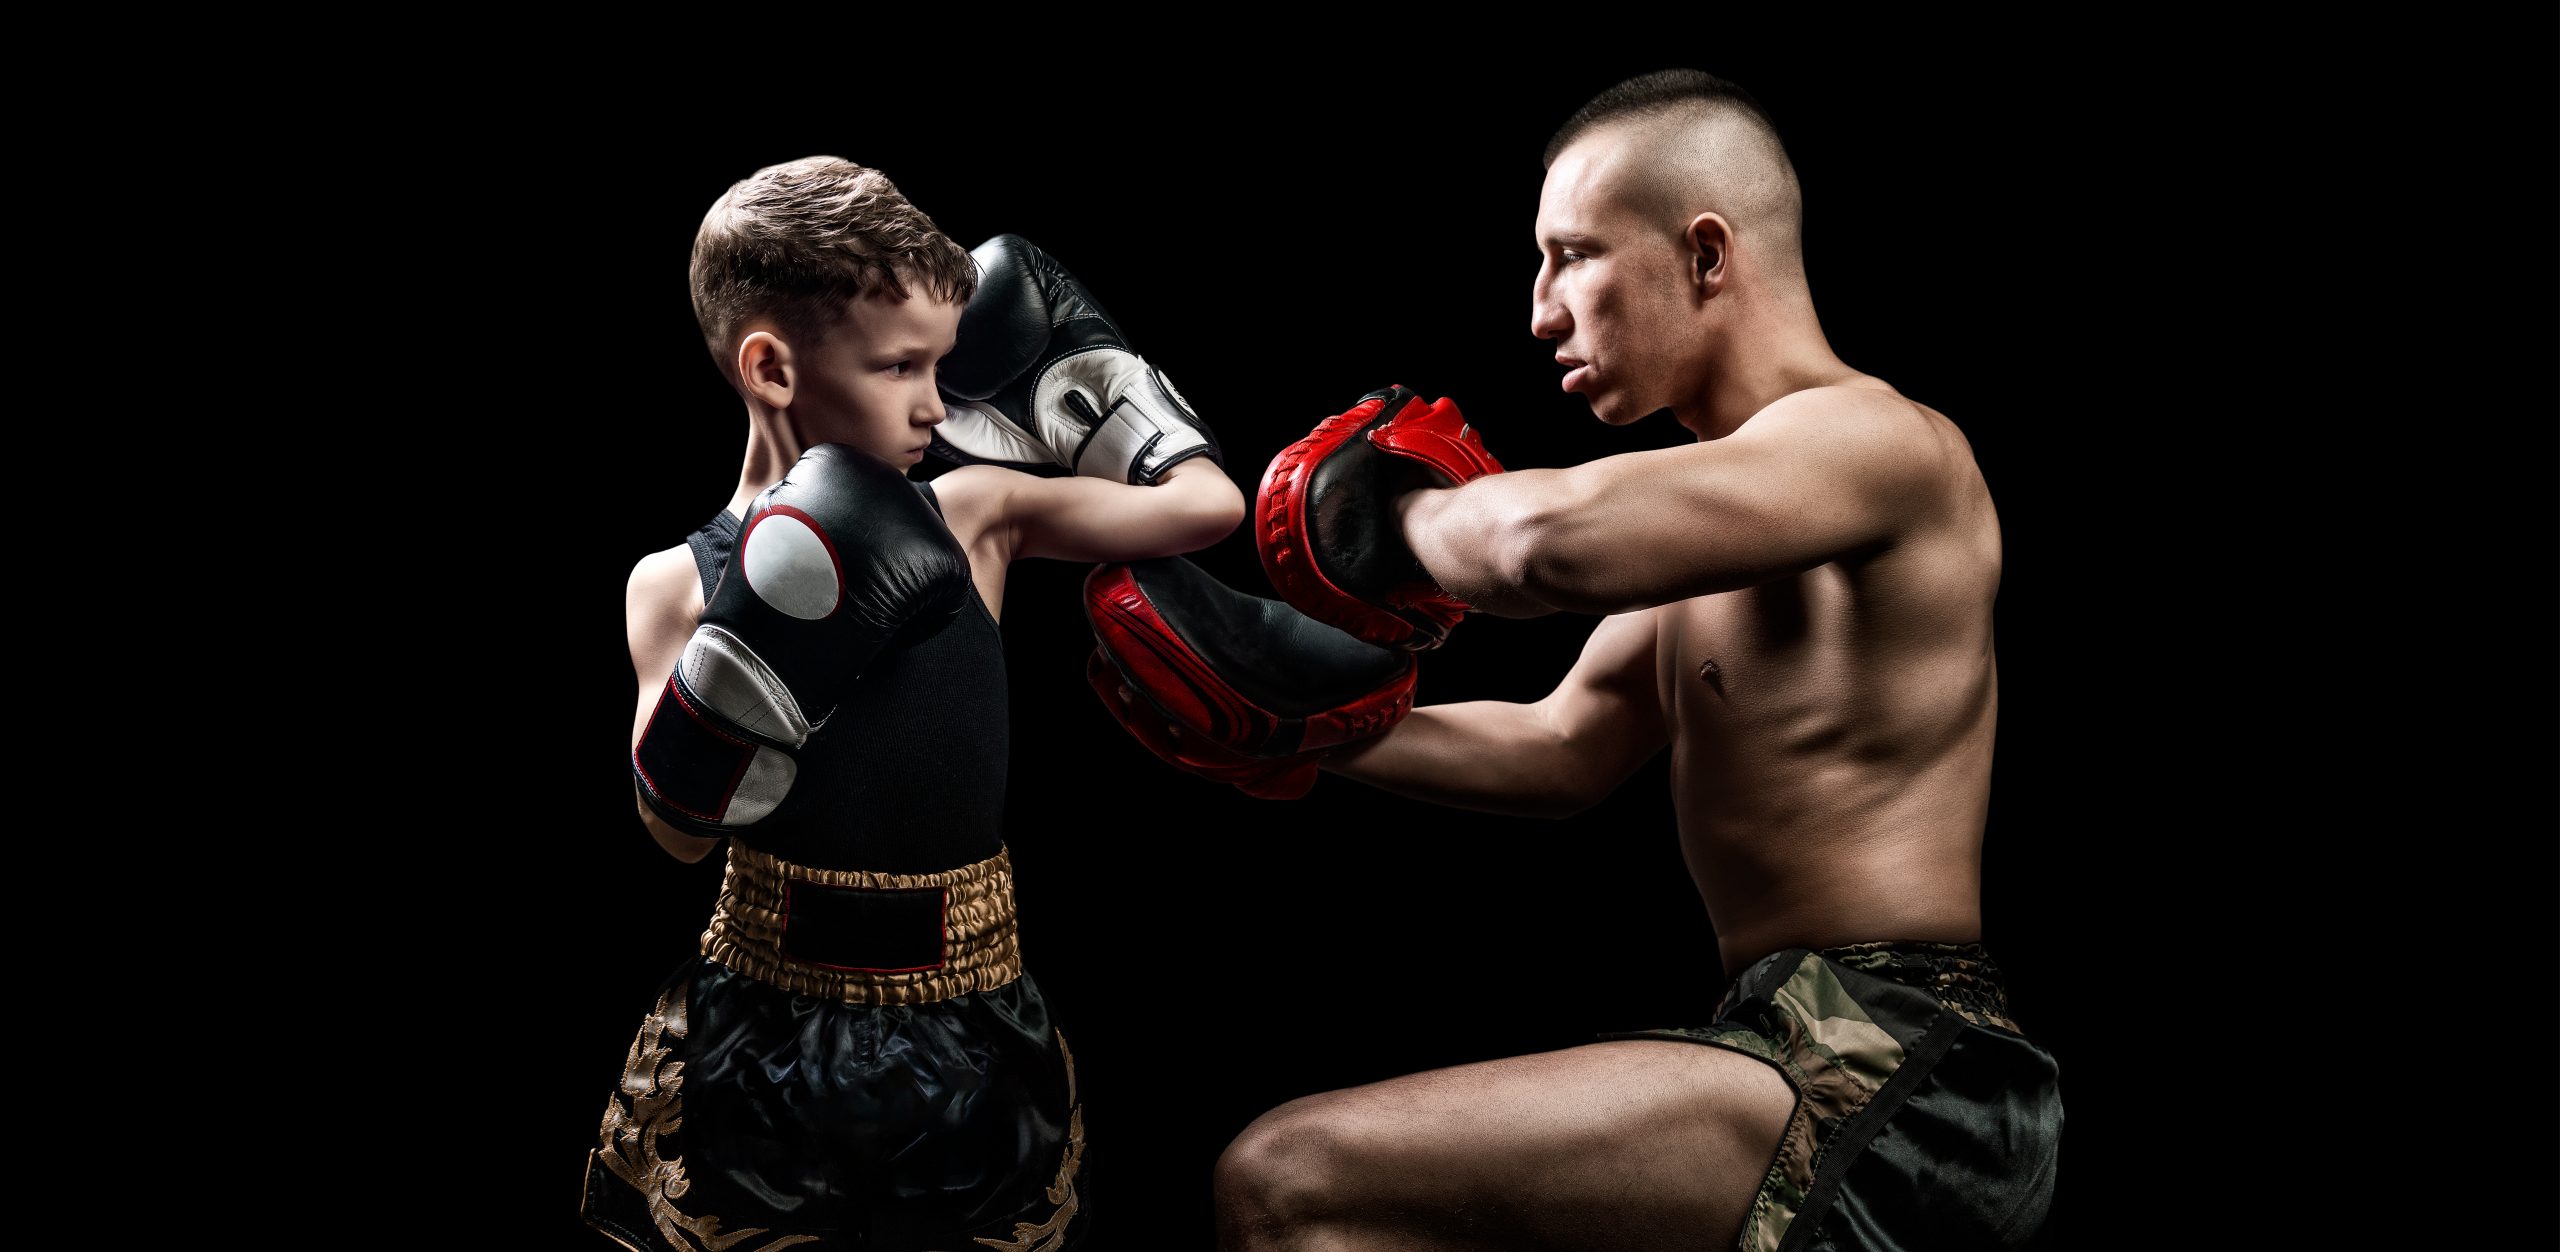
[729, 406, 813, 521]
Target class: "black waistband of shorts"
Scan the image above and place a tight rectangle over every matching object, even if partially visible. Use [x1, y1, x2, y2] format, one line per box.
[1817, 940, 2019, 1033]
[699, 843, 1022, 1005]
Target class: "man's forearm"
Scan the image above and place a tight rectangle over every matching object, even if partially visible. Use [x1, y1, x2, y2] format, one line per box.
[1322, 700, 1594, 818]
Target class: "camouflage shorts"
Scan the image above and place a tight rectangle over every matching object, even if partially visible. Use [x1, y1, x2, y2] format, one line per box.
[1603, 942, 2063, 1251]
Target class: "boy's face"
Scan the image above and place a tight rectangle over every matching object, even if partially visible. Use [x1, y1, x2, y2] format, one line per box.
[791, 290, 962, 468]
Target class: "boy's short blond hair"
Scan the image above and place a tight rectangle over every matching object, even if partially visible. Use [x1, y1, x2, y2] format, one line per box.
[690, 156, 978, 385]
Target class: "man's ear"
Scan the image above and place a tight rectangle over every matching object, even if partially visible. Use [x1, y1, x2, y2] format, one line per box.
[1686, 213, 1732, 300]
[737, 330, 795, 410]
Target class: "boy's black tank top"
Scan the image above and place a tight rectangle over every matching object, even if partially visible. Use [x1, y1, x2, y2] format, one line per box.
[683, 482, 1007, 874]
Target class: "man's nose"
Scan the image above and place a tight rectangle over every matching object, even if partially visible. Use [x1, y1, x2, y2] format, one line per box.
[1530, 294, 1566, 341]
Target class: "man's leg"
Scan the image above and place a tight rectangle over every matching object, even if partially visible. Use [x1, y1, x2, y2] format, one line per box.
[1216, 1039, 1792, 1252]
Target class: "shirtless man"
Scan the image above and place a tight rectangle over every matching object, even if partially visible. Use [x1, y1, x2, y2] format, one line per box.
[1084, 70, 2062, 1249]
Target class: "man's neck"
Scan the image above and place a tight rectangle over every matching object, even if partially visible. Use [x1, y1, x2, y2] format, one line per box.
[1675, 303, 1873, 439]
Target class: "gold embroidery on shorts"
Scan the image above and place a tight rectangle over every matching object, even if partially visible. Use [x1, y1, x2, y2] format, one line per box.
[958, 1031, 1085, 1252]
[593, 983, 821, 1251]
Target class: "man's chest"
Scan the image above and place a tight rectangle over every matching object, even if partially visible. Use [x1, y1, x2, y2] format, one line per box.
[1652, 571, 1852, 726]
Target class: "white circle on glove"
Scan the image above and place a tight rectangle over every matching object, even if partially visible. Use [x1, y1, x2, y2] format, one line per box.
[741, 507, 844, 621]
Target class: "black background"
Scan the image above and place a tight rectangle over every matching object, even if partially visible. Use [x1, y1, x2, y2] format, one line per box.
[440, 30, 2557, 1248]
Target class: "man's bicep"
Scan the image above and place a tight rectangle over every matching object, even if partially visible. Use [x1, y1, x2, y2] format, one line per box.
[1526, 399, 1940, 611]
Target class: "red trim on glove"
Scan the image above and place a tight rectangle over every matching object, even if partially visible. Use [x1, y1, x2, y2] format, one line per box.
[1255, 385, 1506, 651]
[1369, 394, 1503, 481]
[1083, 564, 1415, 756]
[1085, 648, 1321, 800]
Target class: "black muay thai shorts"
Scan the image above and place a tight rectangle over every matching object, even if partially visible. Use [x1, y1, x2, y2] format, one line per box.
[581, 844, 1087, 1251]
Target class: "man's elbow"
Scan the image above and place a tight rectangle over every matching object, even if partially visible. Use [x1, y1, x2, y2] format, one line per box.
[1533, 772, 1620, 820]
[1512, 745, 1615, 819]
[1512, 788, 1598, 821]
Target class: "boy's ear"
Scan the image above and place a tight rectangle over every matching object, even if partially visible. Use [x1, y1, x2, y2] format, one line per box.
[738, 330, 794, 410]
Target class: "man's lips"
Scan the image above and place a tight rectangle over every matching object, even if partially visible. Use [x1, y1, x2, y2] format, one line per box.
[1558, 357, 1591, 392]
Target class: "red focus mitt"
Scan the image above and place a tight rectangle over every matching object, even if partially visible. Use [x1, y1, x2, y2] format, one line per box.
[1256, 384, 1505, 651]
[1085, 557, 1414, 799]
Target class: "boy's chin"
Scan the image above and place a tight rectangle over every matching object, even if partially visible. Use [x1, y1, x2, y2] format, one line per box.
[846, 439, 930, 468]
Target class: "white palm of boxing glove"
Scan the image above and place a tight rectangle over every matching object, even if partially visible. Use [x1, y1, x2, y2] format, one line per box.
[933, 234, 1223, 485]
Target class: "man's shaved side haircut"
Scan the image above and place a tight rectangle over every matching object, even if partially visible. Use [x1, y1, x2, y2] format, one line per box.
[1545, 69, 1807, 277]
[1544, 69, 1786, 169]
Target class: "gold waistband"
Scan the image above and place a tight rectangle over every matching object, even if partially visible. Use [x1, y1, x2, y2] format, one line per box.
[699, 843, 1023, 1005]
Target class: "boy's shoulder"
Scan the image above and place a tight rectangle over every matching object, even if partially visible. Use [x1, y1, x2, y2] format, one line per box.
[919, 464, 1028, 550]
[626, 542, 704, 632]
[921, 463, 1017, 503]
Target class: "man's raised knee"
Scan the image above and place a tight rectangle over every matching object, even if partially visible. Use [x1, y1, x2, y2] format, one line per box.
[1215, 1098, 1359, 1233]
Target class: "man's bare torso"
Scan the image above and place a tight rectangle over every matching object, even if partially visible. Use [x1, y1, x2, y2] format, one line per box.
[1650, 393, 2000, 974]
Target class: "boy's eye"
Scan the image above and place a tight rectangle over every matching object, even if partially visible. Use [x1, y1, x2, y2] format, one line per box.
[886, 361, 913, 377]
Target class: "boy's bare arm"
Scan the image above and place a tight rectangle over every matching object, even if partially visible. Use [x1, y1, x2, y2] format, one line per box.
[939, 459, 1244, 566]
[625, 546, 721, 864]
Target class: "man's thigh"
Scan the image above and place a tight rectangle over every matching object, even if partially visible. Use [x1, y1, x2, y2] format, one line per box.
[1233, 1038, 1792, 1251]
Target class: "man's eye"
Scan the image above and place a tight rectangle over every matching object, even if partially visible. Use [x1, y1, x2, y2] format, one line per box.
[1561, 250, 1588, 265]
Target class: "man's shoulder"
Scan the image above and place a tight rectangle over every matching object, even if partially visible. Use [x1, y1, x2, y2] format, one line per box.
[1756, 382, 1942, 434]
[1755, 383, 1972, 472]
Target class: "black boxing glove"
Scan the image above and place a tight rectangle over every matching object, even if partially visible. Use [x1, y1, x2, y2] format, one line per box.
[632, 444, 971, 834]
[932, 233, 1221, 484]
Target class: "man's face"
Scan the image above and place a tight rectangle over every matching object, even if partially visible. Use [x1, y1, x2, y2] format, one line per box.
[791, 290, 962, 468]
[1531, 133, 1704, 424]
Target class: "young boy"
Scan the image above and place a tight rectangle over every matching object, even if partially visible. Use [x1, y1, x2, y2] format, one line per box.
[584, 156, 1242, 1252]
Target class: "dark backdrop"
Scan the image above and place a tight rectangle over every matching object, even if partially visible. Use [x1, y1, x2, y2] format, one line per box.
[440, 33, 2557, 1248]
